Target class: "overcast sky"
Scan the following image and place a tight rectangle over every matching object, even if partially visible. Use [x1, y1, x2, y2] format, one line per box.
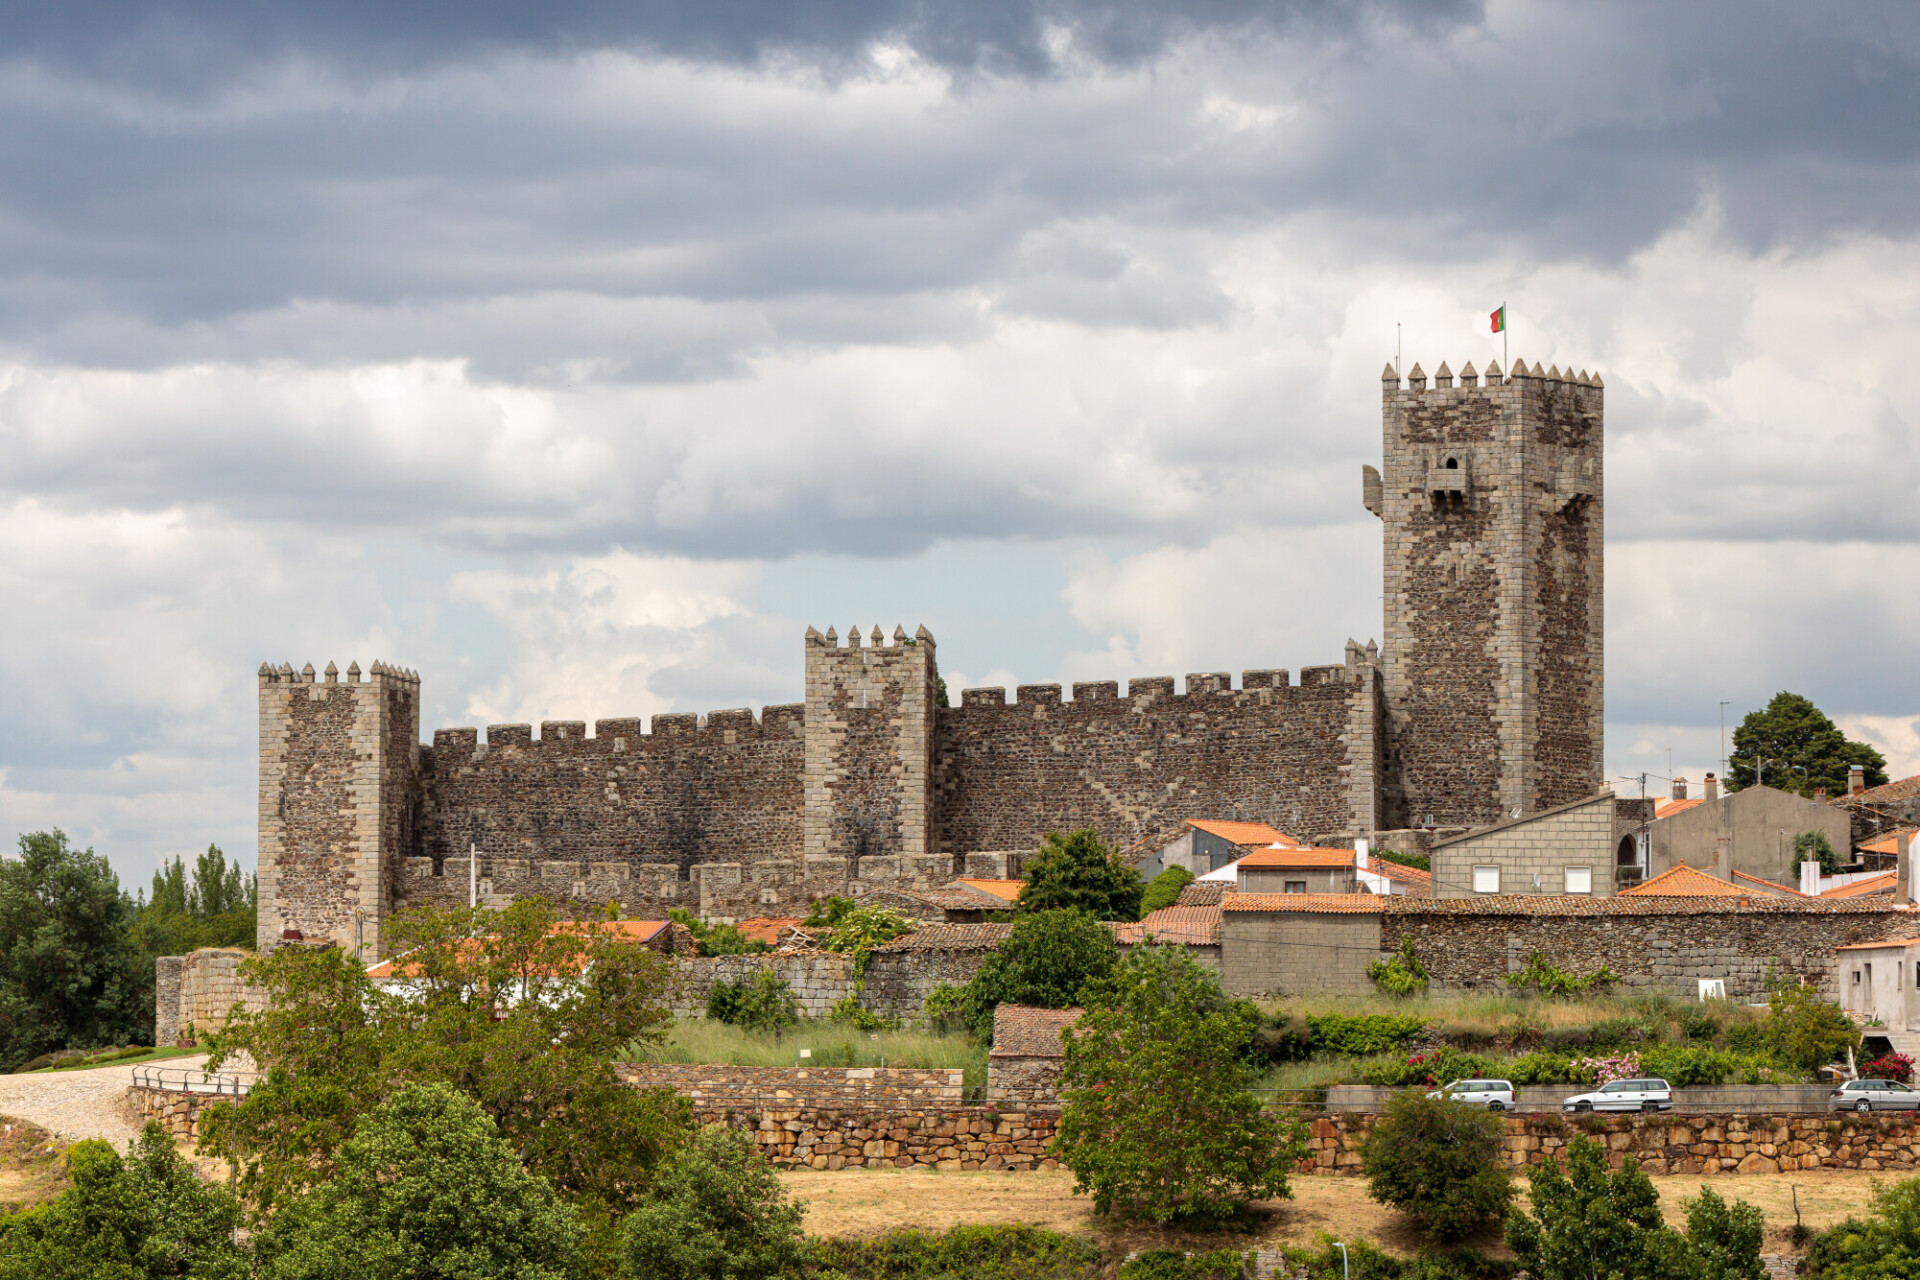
[5, 0, 1919, 886]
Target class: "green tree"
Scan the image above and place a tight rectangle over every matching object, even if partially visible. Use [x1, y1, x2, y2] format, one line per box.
[620, 1125, 810, 1280]
[1360, 1091, 1512, 1242]
[707, 968, 801, 1034]
[965, 908, 1118, 1037]
[1804, 1176, 1920, 1280]
[1374, 848, 1431, 872]
[1765, 979, 1860, 1073]
[1792, 831, 1843, 877]
[256, 1083, 585, 1280]
[1507, 1135, 1764, 1280]
[205, 898, 689, 1218]
[1366, 937, 1429, 997]
[1138, 865, 1195, 916]
[0, 830, 148, 1071]
[816, 902, 916, 976]
[128, 846, 258, 1027]
[667, 908, 769, 957]
[1017, 829, 1143, 921]
[0, 1121, 246, 1280]
[1729, 692, 1887, 797]
[1055, 943, 1308, 1222]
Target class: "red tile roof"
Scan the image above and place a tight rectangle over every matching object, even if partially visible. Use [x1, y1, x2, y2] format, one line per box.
[1730, 871, 1806, 897]
[1852, 774, 1920, 804]
[1655, 797, 1707, 819]
[1111, 905, 1222, 946]
[1223, 892, 1386, 914]
[1383, 895, 1908, 917]
[988, 1005, 1082, 1058]
[731, 917, 807, 946]
[1186, 819, 1300, 847]
[1820, 872, 1898, 899]
[1861, 828, 1918, 856]
[1174, 881, 1227, 907]
[954, 877, 1024, 903]
[1618, 864, 1744, 898]
[1235, 847, 1359, 869]
[1367, 857, 1432, 885]
[872, 923, 1014, 952]
[1835, 938, 1920, 951]
[366, 919, 671, 978]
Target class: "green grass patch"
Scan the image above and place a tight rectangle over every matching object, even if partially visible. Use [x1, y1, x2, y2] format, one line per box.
[17, 1044, 205, 1075]
[624, 1018, 988, 1091]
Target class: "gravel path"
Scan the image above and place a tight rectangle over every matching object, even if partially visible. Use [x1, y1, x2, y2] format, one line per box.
[0, 1056, 210, 1147]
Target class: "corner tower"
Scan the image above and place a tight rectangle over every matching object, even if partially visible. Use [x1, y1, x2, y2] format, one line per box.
[802, 624, 940, 865]
[257, 660, 420, 956]
[1367, 359, 1603, 828]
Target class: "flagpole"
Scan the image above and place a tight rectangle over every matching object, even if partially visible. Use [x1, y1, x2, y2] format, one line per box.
[1501, 302, 1507, 371]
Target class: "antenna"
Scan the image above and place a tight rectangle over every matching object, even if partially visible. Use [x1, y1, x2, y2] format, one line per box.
[1396, 323, 1401, 377]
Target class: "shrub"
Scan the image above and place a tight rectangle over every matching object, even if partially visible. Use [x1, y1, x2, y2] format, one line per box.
[0, 1121, 246, 1280]
[1571, 1052, 1640, 1086]
[1861, 1052, 1914, 1083]
[965, 908, 1118, 1038]
[1139, 865, 1196, 916]
[921, 982, 971, 1033]
[1793, 830, 1843, 877]
[1308, 1013, 1427, 1056]
[1804, 1177, 1920, 1279]
[1118, 1249, 1250, 1280]
[1361, 1091, 1514, 1242]
[1502, 1052, 1576, 1086]
[1367, 939, 1429, 997]
[828, 992, 888, 1031]
[666, 908, 770, 957]
[1018, 829, 1144, 922]
[816, 904, 917, 977]
[1677, 1007, 1720, 1041]
[1766, 980, 1859, 1072]
[619, 1125, 808, 1280]
[1725, 1022, 1767, 1054]
[254, 1083, 585, 1280]
[1056, 944, 1309, 1222]
[816, 1225, 1103, 1279]
[1641, 1044, 1743, 1087]
[707, 968, 800, 1034]
[1251, 1015, 1313, 1065]
[1363, 1048, 1495, 1088]
[1502, 953, 1619, 998]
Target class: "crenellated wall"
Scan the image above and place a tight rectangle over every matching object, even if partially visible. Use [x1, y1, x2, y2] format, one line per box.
[933, 660, 1381, 853]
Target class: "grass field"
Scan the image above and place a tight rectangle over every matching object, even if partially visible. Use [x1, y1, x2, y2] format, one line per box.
[19, 1045, 204, 1075]
[1260, 992, 1768, 1038]
[0, 1116, 68, 1212]
[782, 1165, 1891, 1257]
[626, 1019, 989, 1089]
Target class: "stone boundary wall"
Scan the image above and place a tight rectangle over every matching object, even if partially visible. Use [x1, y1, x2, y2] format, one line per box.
[618, 1064, 963, 1105]
[156, 948, 268, 1044]
[717, 1103, 1061, 1171]
[668, 952, 857, 1019]
[1324, 1085, 1839, 1114]
[127, 1086, 231, 1143]
[154, 957, 183, 1046]
[1304, 1111, 1920, 1176]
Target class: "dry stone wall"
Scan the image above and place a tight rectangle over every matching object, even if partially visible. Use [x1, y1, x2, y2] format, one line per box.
[619, 1064, 962, 1105]
[668, 952, 858, 1019]
[156, 948, 268, 1042]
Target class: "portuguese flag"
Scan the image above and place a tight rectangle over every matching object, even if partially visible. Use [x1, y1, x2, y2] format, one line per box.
[1490, 304, 1506, 334]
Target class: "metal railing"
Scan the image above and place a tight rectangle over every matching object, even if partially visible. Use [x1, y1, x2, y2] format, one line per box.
[129, 1065, 255, 1097]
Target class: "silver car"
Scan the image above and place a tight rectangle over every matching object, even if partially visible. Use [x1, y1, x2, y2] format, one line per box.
[1829, 1079, 1920, 1112]
[1561, 1078, 1674, 1113]
[1427, 1079, 1516, 1111]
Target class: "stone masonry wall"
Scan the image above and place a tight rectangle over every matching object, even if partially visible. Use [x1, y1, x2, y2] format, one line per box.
[619, 1064, 962, 1105]
[1428, 793, 1618, 898]
[985, 1056, 1062, 1103]
[667, 952, 858, 1019]
[1381, 900, 1920, 1002]
[171, 948, 267, 1040]
[154, 957, 182, 1047]
[1305, 1111, 1920, 1178]
[128, 1087, 232, 1143]
[805, 627, 938, 863]
[862, 946, 996, 1019]
[933, 663, 1378, 855]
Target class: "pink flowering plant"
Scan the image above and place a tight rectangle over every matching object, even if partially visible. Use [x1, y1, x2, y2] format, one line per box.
[1571, 1052, 1641, 1086]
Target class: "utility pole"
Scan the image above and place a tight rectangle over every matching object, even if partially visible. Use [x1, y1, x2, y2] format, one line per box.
[1720, 702, 1731, 778]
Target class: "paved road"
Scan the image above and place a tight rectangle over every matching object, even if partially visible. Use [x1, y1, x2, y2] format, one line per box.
[0, 1056, 211, 1147]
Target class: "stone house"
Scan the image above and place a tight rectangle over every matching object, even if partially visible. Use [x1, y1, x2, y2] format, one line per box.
[1128, 819, 1299, 879]
[985, 1004, 1082, 1102]
[1218, 894, 1386, 996]
[1232, 847, 1362, 894]
[1428, 791, 1630, 898]
[1835, 938, 1920, 1061]
[1111, 904, 1223, 968]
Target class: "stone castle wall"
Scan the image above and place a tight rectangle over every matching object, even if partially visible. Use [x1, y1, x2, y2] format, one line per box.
[153, 948, 270, 1045]
[933, 664, 1380, 854]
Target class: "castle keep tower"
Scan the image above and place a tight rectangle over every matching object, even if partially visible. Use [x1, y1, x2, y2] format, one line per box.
[804, 624, 940, 866]
[256, 660, 419, 956]
[1367, 359, 1603, 829]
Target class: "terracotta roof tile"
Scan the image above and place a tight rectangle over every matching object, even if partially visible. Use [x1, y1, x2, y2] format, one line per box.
[1235, 847, 1359, 869]
[1654, 798, 1707, 819]
[1174, 881, 1227, 907]
[1381, 895, 1909, 917]
[1730, 871, 1806, 897]
[1820, 872, 1898, 899]
[1223, 893, 1386, 914]
[1835, 937, 1920, 951]
[873, 923, 1014, 952]
[1853, 774, 1920, 804]
[988, 1005, 1082, 1058]
[1186, 819, 1299, 846]
[731, 917, 807, 946]
[1368, 858, 1432, 884]
[1618, 864, 1745, 897]
[954, 877, 1025, 903]
[1111, 905, 1222, 946]
[1861, 828, 1918, 856]
[367, 919, 671, 979]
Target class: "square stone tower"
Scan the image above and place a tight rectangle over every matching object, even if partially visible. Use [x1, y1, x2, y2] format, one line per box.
[802, 624, 940, 866]
[1366, 359, 1603, 829]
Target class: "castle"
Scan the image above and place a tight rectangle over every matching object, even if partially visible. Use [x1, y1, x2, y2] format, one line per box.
[258, 359, 1604, 956]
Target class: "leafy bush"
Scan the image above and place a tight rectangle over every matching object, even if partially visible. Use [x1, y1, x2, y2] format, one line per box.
[1766, 980, 1859, 1072]
[254, 1083, 585, 1280]
[1640, 1044, 1752, 1087]
[1362, 1048, 1495, 1088]
[1118, 1249, 1250, 1280]
[965, 908, 1118, 1038]
[666, 908, 770, 957]
[1804, 1177, 1920, 1280]
[1861, 1052, 1915, 1083]
[1501, 1052, 1576, 1086]
[1571, 1052, 1640, 1086]
[1251, 1015, 1314, 1065]
[1502, 953, 1620, 998]
[1018, 829, 1144, 922]
[815, 1225, 1103, 1279]
[1361, 1091, 1514, 1242]
[1268, 1239, 1514, 1280]
[1793, 830, 1843, 877]
[1374, 849, 1431, 872]
[1677, 1007, 1720, 1041]
[1057, 944, 1309, 1221]
[1725, 1022, 1767, 1054]
[1139, 865, 1196, 916]
[706, 968, 801, 1033]
[828, 992, 889, 1031]
[0, 1121, 246, 1280]
[620, 1125, 808, 1280]
[1308, 1014, 1427, 1056]
[1367, 939, 1429, 997]
[1506, 1136, 1764, 1280]
[921, 983, 971, 1033]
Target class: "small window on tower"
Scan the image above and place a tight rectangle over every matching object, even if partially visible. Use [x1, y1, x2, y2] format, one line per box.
[1445, 457, 1458, 469]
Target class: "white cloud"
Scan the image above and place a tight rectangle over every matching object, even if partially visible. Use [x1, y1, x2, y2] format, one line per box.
[1838, 715, 1920, 785]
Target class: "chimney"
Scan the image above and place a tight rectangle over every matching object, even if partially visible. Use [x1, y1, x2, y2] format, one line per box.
[1800, 858, 1821, 897]
[1671, 776, 1688, 801]
[1900, 831, 1913, 906]
[1704, 772, 1719, 801]
[1849, 764, 1867, 797]
[1355, 837, 1370, 870]
[1814, 786, 1828, 803]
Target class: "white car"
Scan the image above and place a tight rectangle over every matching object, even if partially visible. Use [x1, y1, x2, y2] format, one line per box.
[1829, 1079, 1920, 1112]
[1561, 1078, 1673, 1113]
[1427, 1079, 1516, 1111]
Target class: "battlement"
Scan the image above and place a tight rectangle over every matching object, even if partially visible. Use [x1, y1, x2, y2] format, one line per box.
[426, 703, 809, 760]
[1381, 358, 1604, 393]
[950, 649, 1376, 710]
[804, 623, 935, 650]
[257, 659, 420, 686]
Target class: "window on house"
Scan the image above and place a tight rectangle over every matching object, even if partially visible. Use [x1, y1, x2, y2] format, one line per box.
[1472, 865, 1500, 894]
[1853, 970, 1862, 984]
[1565, 867, 1593, 894]
[1865, 963, 1873, 986]
[1284, 880, 1308, 894]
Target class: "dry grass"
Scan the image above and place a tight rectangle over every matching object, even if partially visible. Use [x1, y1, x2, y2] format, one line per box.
[782, 1166, 1896, 1256]
[0, 1114, 70, 1212]
[626, 1019, 988, 1088]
